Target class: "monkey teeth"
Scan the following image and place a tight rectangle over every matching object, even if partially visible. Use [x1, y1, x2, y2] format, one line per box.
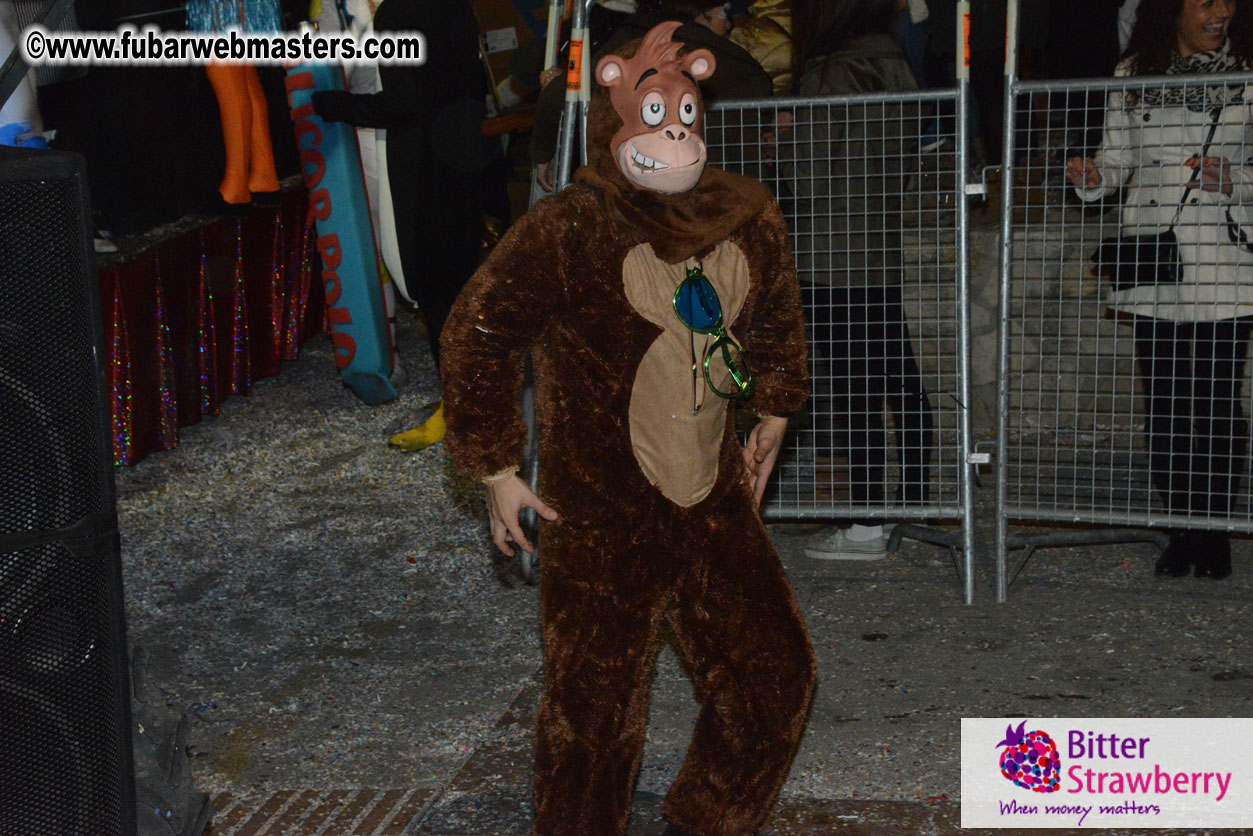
[631, 149, 669, 171]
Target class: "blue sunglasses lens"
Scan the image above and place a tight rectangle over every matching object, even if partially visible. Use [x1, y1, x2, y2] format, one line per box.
[675, 275, 722, 332]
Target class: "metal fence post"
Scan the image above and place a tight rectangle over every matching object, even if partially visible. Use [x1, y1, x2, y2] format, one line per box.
[994, 0, 1019, 602]
[955, 0, 978, 605]
[552, 0, 594, 191]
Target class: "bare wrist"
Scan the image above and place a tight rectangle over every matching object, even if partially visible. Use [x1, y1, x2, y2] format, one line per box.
[482, 466, 519, 484]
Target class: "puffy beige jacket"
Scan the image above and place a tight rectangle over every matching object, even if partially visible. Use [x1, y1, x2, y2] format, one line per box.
[729, 0, 792, 96]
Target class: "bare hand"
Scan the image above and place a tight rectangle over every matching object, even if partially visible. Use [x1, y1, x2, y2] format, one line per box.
[1065, 156, 1101, 188]
[486, 474, 559, 556]
[1188, 155, 1233, 196]
[742, 415, 788, 509]
[539, 65, 562, 88]
[537, 160, 555, 192]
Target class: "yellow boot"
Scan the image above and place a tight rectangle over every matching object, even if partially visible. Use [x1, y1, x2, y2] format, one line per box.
[389, 401, 445, 451]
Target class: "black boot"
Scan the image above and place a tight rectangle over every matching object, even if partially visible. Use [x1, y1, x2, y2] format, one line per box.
[1154, 531, 1194, 577]
[1194, 532, 1232, 579]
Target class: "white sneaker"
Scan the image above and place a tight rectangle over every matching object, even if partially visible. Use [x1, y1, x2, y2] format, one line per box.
[803, 526, 892, 561]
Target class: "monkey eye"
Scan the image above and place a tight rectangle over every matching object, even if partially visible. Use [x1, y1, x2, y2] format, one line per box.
[679, 93, 698, 126]
[641, 91, 666, 127]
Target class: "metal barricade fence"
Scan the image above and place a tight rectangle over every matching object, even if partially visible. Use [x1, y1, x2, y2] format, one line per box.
[705, 91, 975, 601]
[996, 71, 1253, 599]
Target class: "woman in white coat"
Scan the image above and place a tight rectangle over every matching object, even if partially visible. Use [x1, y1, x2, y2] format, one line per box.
[1067, 0, 1253, 580]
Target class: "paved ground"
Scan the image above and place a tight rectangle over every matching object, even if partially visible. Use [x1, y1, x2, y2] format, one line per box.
[116, 314, 1251, 835]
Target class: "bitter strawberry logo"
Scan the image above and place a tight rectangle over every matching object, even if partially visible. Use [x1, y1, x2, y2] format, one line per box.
[996, 721, 1061, 793]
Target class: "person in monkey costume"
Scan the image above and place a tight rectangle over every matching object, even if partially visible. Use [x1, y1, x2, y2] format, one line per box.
[440, 21, 815, 836]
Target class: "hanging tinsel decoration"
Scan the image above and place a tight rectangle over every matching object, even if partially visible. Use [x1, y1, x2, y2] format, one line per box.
[185, 0, 280, 33]
[269, 213, 285, 364]
[107, 271, 133, 465]
[152, 256, 178, 451]
[229, 220, 252, 396]
[197, 245, 218, 418]
[284, 221, 314, 360]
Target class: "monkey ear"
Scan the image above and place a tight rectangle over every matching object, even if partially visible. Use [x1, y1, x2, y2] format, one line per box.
[682, 48, 716, 81]
[596, 55, 626, 87]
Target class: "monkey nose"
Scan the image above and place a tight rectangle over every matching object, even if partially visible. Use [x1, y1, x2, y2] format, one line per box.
[664, 127, 688, 141]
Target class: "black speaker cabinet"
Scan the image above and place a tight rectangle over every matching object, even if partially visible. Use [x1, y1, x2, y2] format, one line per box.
[0, 147, 135, 836]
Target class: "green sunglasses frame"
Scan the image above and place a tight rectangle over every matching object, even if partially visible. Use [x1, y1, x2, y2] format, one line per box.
[671, 266, 755, 400]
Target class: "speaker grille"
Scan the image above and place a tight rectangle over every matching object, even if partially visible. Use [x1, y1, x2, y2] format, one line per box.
[0, 148, 132, 836]
[0, 172, 103, 535]
[0, 541, 122, 836]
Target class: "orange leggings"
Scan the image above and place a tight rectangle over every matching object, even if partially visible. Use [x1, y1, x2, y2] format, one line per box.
[205, 63, 280, 204]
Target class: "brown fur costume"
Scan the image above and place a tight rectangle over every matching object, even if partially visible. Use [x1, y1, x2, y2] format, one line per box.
[441, 22, 815, 836]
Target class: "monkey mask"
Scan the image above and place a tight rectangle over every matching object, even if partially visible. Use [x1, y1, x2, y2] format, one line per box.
[595, 21, 716, 194]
